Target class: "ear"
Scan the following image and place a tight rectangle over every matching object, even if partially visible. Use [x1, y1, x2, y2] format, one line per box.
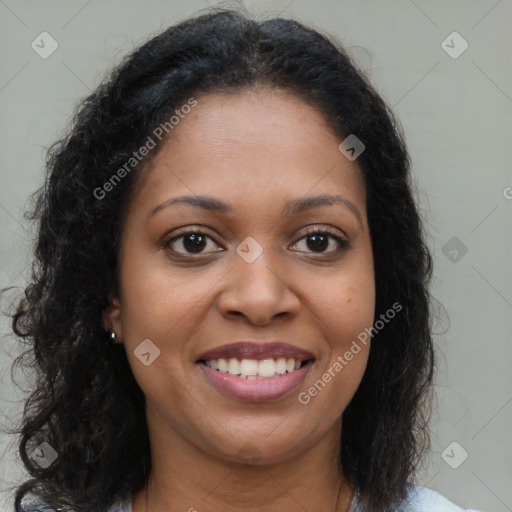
[103, 294, 123, 343]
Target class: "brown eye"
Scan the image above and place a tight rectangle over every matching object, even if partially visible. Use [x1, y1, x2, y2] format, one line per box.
[291, 228, 348, 254]
[164, 231, 223, 255]
[305, 232, 329, 252]
[181, 233, 207, 253]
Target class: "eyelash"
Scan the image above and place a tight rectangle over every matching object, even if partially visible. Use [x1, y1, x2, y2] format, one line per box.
[163, 226, 349, 258]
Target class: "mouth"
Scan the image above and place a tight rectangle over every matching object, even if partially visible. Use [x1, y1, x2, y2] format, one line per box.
[197, 357, 314, 379]
[195, 341, 315, 401]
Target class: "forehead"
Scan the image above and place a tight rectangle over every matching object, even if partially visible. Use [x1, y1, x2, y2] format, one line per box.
[131, 89, 366, 217]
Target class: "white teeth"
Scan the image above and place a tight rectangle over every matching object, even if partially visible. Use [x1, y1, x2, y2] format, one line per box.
[228, 358, 241, 375]
[218, 358, 229, 372]
[240, 359, 259, 376]
[258, 359, 276, 377]
[203, 357, 308, 378]
[275, 357, 287, 374]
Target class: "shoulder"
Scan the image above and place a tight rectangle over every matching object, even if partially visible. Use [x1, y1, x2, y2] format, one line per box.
[21, 507, 77, 512]
[106, 498, 131, 512]
[397, 484, 483, 512]
[24, 505, 128, 512]
[21, 498, 129, 512]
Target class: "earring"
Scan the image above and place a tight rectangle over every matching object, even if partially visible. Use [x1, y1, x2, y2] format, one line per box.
[110, 331, 117, 343]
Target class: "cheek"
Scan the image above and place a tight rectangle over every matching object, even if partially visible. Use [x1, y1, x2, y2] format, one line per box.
[298, 257, 375, 413]
[308, 259, 376, 347]
[117, 253, 228, 395]
[118, 249, 219, 338]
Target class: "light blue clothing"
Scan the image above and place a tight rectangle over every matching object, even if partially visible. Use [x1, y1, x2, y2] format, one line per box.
[348, 484, 483, 511]
[108, 484, 483, 511]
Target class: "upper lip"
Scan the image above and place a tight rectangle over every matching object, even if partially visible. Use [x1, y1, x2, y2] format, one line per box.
[196, 341, 315, 362]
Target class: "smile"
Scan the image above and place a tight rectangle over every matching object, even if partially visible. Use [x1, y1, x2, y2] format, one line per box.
[200, 357, 311, 379]
[197, 358, 314, 401]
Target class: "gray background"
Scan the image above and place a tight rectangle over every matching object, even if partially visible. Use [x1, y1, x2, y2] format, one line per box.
[0, 1, 511, 511]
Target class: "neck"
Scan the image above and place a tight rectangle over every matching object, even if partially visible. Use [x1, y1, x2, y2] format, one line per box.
[131, 408, 354, 512]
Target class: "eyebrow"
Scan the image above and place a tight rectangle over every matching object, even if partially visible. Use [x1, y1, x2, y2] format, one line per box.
[283, 194, 363, 228]
[149, 193, 363, 227]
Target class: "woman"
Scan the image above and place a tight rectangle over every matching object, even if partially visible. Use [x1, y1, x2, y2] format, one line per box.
[8, 8, 480, 512]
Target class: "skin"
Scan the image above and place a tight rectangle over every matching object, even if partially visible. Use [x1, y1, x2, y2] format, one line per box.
[106, 88, 375, 512]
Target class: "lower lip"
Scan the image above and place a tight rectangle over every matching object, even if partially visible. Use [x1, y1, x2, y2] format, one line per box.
[197, 361, 314, 401]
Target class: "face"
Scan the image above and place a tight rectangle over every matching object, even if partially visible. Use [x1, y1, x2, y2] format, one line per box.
[107, 88, 375, 466]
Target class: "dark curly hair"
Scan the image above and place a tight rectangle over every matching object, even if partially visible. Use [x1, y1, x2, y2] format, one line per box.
[5, 7, 435, 512]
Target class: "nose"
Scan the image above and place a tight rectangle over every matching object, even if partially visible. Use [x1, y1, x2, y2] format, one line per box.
[217, 249, 301, 326]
